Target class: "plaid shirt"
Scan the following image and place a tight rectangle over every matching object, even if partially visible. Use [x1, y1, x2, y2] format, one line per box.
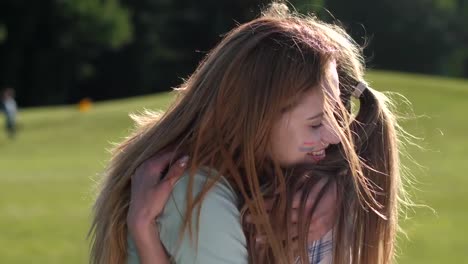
[307, 230, 333, 264]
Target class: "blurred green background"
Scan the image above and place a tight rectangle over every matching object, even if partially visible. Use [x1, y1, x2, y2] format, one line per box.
[0, 0, 467, 263]
[1, 0, 467, 107]
[1, 71, 467, 263]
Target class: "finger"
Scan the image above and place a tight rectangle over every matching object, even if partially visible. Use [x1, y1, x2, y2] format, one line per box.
[245, 214, 252, 223]
[133, 152, 177, 184]
[255, 235, 266, 244]
[244, 212, 267, 224]
[136, 151, 177, 176]
[289, 224, 299, 239]
[164, 155, 189, 186]
[141, 156, 188, 215]
[151, 178, 179, 206]
[290, 209, 299, 223]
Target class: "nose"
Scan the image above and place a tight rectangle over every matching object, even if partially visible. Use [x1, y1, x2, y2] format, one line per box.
[320, 122, 341, 145]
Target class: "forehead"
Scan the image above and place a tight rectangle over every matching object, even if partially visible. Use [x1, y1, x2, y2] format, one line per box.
[290, 62, 340, 116]
[292, 88, 323, 116]
[324, 60, 340, 99]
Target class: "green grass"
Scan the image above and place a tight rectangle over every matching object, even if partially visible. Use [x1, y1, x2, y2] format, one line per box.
[0, 71, 466, 263]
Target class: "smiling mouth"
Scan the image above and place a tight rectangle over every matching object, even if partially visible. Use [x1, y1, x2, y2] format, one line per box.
[307, 149, 326, 161]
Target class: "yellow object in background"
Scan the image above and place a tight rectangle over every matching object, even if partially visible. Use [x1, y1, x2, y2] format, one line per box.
[78, 98, 92, 112]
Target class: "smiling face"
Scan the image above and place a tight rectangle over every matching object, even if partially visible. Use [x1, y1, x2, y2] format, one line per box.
[269, 61, 341, 167]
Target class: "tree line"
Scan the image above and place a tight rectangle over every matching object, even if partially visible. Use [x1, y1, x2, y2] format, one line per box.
[0, 0, 466, 107]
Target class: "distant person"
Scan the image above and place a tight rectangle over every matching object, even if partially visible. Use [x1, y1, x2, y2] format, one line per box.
[1, 87, 17, 138]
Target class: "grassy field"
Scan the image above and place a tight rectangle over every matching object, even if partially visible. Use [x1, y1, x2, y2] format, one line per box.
[0, 70, 466, 263]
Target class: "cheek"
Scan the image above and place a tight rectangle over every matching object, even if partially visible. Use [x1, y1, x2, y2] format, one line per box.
[296, 127, 321, 152]
[298, 140, 321, 152]
[270, 127, 303, 164]
[284, 132, 315, 163]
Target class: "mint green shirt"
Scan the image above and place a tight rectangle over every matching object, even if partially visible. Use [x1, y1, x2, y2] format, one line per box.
[127, 169, 248, 264]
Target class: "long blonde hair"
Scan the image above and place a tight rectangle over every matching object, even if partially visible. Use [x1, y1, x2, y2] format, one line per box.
[89, 2, 405, 263]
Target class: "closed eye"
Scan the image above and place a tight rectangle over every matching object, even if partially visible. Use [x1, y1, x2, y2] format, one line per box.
[310, 124, 323, 129]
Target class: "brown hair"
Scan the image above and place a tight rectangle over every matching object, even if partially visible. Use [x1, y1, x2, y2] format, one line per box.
[89, 2, 406, 263]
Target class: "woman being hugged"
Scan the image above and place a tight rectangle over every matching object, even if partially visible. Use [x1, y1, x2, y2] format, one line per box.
[89, 2, 407, 263]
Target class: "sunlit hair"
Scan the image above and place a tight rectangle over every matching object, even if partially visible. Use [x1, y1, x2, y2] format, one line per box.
[89, 2, 408, 263]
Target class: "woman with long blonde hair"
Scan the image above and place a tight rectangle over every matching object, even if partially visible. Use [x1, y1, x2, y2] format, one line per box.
[89, 2, 406, 263]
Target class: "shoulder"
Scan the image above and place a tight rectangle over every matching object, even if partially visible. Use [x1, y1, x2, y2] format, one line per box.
[158, 169, 247, 263]
[163, 168, 239, 213]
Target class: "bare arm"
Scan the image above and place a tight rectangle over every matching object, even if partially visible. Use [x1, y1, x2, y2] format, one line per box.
[127, 152, 189, 264]
[129, 225, 169, 264]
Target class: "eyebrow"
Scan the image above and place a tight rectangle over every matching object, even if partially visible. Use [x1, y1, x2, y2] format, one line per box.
[307, 112, 323, 120]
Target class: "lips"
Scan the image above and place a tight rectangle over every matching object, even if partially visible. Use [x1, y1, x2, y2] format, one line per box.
[307, 149, 326, 161]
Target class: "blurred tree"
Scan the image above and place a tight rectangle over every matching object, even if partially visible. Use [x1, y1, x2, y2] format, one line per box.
[87, 0, 274, 100]
[437, 0, 468, 76]
[0, 0, 466, 107]
[0, 0, 131, 106]
[0, 24, 6, 44]
[323, 0, 467, 77]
